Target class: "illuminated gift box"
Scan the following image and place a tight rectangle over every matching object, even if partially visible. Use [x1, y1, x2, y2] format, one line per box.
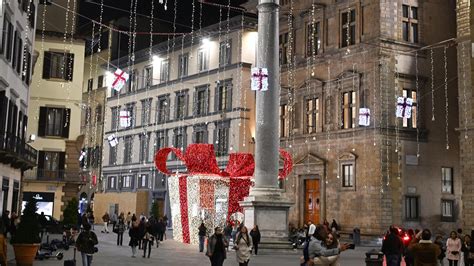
[154, 144, 292, 245]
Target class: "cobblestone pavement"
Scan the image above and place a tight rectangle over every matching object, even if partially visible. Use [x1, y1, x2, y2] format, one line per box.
[6, 228, 389, 265]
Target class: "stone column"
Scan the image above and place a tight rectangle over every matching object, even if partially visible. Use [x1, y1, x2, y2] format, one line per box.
[240, 0, 293, 252]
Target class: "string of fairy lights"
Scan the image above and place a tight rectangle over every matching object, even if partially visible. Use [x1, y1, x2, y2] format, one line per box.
[30, 0, 468, 230]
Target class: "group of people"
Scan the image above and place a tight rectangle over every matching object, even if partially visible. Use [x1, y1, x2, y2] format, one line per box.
[382, 226, 474, 266]
[126, 214, 168, 258]
[200, 222, 261, 266]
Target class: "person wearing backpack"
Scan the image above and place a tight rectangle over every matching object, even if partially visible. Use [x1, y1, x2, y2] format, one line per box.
[76, 223, 98, 266]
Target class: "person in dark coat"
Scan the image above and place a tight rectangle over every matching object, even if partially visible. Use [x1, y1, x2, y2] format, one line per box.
[435, 235, 446, 265]
[162, 215, 168, 240]
[128, 219, 139, 258]
[1, 211, 8, 237]
[330, 219, 339, 232]
[76, 223, 98, 266]
[250, 225, 261, 255]
[198, 222, 207, 252]
[382, 226, 403, 266]
[142, 221, 155, 258]
[408, 229, 441, 266]
[207, 227, 228, 266]
[137, 217, 146, 249]
[461, 234, 474, 266]
[156, 218, 165, 243]
[115, 217, 126, 246]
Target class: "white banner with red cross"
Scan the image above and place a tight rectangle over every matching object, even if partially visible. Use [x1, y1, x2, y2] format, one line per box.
[358, 108, 371, 126]
[396, 97, 414, 119]
[112, 68, 129, 92]
[251, 67, 269, 91]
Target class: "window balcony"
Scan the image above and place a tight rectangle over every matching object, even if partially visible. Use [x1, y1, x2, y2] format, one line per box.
[0, 132, 37, 170]
[24, 168, 85, 183]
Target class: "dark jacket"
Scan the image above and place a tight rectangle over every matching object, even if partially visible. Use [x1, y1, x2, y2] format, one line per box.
[408, 239, 441, 266]
[461, 241, 474, 264]
[250, 229, 261, 244]
[223, 225, 232, 237]
[382, 233, 403, 256]
[76, 230, 98, 254]
[207, 234, 228, 259]
[198, 225, 207, 237]
[129, 226, 140, 247]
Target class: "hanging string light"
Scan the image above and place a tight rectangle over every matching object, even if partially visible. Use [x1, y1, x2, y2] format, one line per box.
[444, 46, 449, 150]
[461, 42, 469, 139]
[415, 52, 420, 157]
[430, 48, 435, 121]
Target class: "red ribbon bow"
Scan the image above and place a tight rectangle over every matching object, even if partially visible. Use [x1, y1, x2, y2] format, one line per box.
[154, 144, 292, 179]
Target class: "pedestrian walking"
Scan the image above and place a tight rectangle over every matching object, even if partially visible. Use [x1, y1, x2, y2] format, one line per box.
[129, 218, 140, 258]
[76, 223, 98, 266]
[408, 229, 441, 265]
[382, 226, 403, 266]
[9, 212, 17, 239]
[39, 212, 47, 240]
[162, 215, 168, 240]
[462, 234, 474, 266]
[199, 222, 208, 252]
[115, 217, 126, 246]
[156, 218, 165, 243]
[88, 212, 95, 230]
[207, 227, 228, 266]
[447, 231, 462, 266]
[110, 212, 118, 228]
[235, 226, 252, 266]
[101, 212, 110, 233]
[224, 222, 232, 250]
[142, 221, 155, 258]
[435, 235, 447, 266]
[137, 217, 146, 249]
[250, 225, 261, 255]
[126, 212, 132, 230]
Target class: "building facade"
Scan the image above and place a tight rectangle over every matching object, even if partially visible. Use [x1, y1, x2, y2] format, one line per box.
[243, 0, 460, 236]
[456, 0, 474, 232]
[23, 0, 86, 220]
[94, 16, 258, 220]
[0, 0, 38, 215]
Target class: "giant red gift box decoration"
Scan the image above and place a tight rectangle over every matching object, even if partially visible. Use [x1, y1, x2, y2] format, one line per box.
[154, 144, 293, 245]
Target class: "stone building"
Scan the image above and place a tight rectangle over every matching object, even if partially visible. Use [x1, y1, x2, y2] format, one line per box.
[245, 0, 460, 236]
[94, 16, 258, 219]
[23, 0, 86, 220]
[456, 0, 474, 232]
[0, 0, 38, 215]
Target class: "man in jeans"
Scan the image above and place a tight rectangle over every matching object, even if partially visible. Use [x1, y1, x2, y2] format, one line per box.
[382, 226, 404, 266]
[101, 212, 110, 233]
[198, 222, 207, 252]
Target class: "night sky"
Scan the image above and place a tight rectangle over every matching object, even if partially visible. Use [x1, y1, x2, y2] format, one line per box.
[77, 0, 250, 35]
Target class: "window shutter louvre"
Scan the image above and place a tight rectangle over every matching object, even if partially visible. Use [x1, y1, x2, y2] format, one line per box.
[38, 107, 47, 137]
[66, 53, 74, 81]
[61, 108, 70, 138]
[0, 92, 7, 134]
[42, 51, 51, 79]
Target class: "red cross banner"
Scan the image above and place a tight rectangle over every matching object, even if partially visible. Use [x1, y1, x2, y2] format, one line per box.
[112, 68, 129, 92]
[396, 97, 414, 119]
[358, 108, 371, 126]
[119, 110, 131, 127]
[251, 67, 269, 91]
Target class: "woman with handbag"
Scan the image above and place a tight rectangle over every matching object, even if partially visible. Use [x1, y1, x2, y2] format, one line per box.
[235, 226, 252, 266]
[76, 223, 98, 266]
[447, 231, 462, 266]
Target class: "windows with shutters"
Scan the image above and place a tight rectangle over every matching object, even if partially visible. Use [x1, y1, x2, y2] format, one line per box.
[110, 106, 119, 130]
[405, 196, 419, 220]
[194, 85, 209, 116]
[1, 17, 14, 62]
[280, 104, 290, 138]
[97, 75, 104, 88]
[173, 127, 187, 152]
[402, 5, 418, 43]
[138, 174, 148, 189]
[37, 150, 66, 180]
[123, 136, 133, 164]
[127, 69, 137, 92]
[214, 121, 229, 156]
[175, 91, 188, 119]
[306, 21, 321, 56]
[178, 53, 189, 78]
[219, 40, 231, 67]
[193, 124, 208, 144]
[87, 78, 93, 92]
[402, 89, 417, 128]
[341, 91, 357, 129]
[154, 130, 168, 156]
[338, 152, 357, 191]
[442, 167, 454, 194]
[38, 107, 70, 138]
[441, 200, 454, 221]
[156, 96, 169, 124]
[159, 60, 169, 83]
[108, 176, 116, 190]
[42, 51, 74, 81]
[139, 133, 150, 163]
[144, 65, 153, 88]
[109, 144, 117, 165]
[197, 48, 209, 72]
[215, 80, 232, 112]
[141, 98, 152, 125]
[121, 175, 133, 189]
[341, 9, 356, 48]
[279, 32, 289, 65]
[305, 97, 320, 134]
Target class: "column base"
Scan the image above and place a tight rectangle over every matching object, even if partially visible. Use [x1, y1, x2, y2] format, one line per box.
[240, 188, 294, 253]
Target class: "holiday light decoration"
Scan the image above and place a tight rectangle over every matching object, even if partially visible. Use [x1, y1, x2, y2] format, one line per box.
[396, 97, 413, 119]
[119, 111, 131, 127]
[107, 134, 118, 147]
[154, 144, 293, 245]
[359, 108, 371, 126]
[251, 67, 269, 91]
[111, 68, 129, 92]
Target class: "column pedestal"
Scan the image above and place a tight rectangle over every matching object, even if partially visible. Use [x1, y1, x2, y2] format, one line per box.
[240, 188, 293, 253]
